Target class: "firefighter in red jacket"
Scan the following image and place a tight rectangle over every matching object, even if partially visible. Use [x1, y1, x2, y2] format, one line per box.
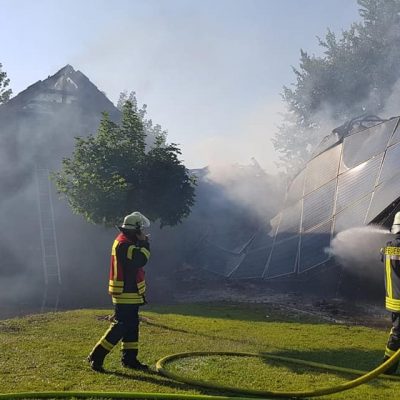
[88, 211, 151, 372]
[380, 211, 400, 375]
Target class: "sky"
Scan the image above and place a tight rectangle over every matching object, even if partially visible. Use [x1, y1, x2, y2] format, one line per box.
[0, 0, 360, 172]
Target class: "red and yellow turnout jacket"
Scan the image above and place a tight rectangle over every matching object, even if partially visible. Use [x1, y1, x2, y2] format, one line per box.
[108, 233, 151, 305]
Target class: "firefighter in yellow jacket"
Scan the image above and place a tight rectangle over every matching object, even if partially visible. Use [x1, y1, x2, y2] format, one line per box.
[88, 211, 151, 372]
[380, 211, 400, 375]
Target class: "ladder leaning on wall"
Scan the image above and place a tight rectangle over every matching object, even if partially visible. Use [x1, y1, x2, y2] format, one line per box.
[35, 166, 62, 312]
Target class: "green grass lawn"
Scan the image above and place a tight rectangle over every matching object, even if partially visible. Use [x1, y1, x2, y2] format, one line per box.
[0, 303, 398, 399]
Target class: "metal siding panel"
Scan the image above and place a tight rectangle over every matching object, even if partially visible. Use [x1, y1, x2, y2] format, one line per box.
[379, 142, 400, 184]
[247, 230, 273, 252]
[304, 145, 341, 195]
[299, 220, 332, 273]
[336, 155, 382, 213]
[341, 119, 395, 170]
[367, 173, 400, 222]
[269, 214, 280, 238]
[275, 200, 302, 241]
[311, 132, 340, 158]
[201, 245, 246, 277]
[286, 170, 305, 206]
[387, 118, 400, 146]
[333, 194, 371, 234]
[302, 180, 336, 231]
[264, 236, 299, 279]
[230, 247, 271, 279]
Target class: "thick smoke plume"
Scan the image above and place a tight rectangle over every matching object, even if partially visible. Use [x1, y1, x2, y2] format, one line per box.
[329, 226, 393, 282]
[205, 160, 284, 224]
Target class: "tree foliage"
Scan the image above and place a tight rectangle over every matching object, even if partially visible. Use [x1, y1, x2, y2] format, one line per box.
[0, 63, 12, 104]
[273, 0, 400, 175]
[117, 90, 167, 145]
[54, 100, 196, 227]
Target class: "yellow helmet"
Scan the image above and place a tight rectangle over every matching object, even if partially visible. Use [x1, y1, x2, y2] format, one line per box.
[392, 212, 400, 234]
[120, 211, 150, 231]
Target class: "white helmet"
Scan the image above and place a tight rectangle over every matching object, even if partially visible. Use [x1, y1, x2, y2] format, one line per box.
[120, 211, 150, 231]
[392, 212, 400, 234]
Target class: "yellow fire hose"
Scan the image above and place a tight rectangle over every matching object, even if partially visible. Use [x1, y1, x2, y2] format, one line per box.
[156, 349, 400, 397]
[0, 349, 399, 399]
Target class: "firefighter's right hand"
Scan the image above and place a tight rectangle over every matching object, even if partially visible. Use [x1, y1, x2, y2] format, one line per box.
[136, 231, 147, 241]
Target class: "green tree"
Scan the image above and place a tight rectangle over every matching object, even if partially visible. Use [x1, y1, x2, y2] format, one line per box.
[0, 63, 12, 104]
[274, 0, 400, 175]
[53, 100, 195, 227]
[117, 90, 167, 146]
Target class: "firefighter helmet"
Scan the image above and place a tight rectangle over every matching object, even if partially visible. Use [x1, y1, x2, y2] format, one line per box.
[392, 212, 400, 234]
[120, 211, 150, 231]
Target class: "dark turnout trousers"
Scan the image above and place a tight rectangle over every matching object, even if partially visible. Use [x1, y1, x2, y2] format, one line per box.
[381, 240, 400, 374]
[383, 312, 400, 374]
[90, 304, 140, 366]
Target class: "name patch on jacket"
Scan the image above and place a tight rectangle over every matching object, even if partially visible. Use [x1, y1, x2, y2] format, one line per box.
[385, 247, 400, 256]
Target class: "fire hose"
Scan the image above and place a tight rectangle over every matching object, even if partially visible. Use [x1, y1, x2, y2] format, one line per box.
[0, 348, 399, 399]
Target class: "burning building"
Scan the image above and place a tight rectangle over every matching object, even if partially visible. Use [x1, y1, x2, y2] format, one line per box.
[0, 65, 279, 313]
[5, 64, 397, 311]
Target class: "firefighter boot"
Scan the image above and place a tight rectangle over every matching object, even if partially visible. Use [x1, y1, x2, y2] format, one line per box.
[121, 349, 149, 371]
[382, 355, 399, 375]
[87, 346, 108, 373]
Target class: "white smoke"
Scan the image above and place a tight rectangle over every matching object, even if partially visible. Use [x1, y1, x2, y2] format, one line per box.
[185, 100, 283, 171]
[328, 226, 393, 280]
[381, 78, 400, 118]
[205, 160, 284, 224]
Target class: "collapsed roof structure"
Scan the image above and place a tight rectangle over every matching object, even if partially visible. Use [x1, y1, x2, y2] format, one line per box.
[203, 116, 400, 281]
